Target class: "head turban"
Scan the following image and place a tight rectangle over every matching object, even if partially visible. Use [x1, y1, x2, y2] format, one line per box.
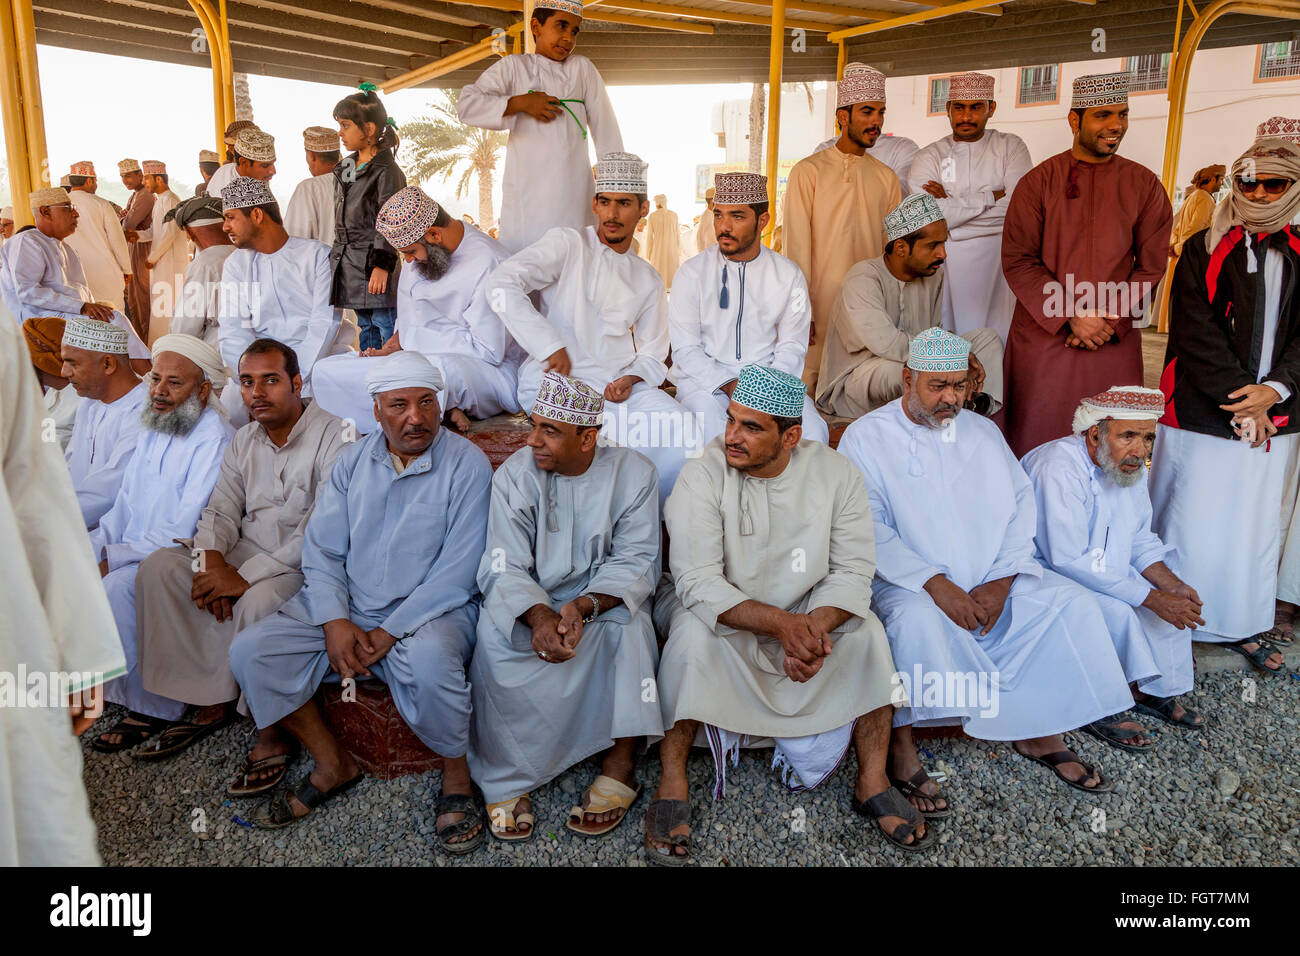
[1255, 116, 1300, 144]
[731, 364, 805, 419]
[535, 0, 582, 16]
[376, 186, 441, 248]
[223, 119, 258, 145]
[221, 176, 277, 211]
[907, 328, 970, 373]
[303, 126, 340, 152]
[365, 350, 444, 396]
[29, 187, 70, 209]
[22, 317, 66, 377]
[151, 333, 231, 408]
[714, 172, 767, 205]
[1205, 136, 1300, 255]
[533, 371, 604, 427]
[1071, 72, 1129, 110]
[1192, 164, 1226, 188]
[63, 316, 129, 354]
[234, 128, 276, 163]
[594, 151, 648, 195]
[166, 195, 225, 228]
[946, 72, 995, 102]
[1072, 386, 1164, 434]
[837, 63, 886, 109]
[885, 192, 943, 243]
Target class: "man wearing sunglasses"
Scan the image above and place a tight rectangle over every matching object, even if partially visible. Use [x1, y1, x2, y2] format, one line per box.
[1001, 72, 1172, 457]
[1149, 133, 1300, 677]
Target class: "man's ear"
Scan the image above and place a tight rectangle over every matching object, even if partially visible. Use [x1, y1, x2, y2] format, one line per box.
[987, 100, 997, 120]
[198, 379, 212, 406]
[580, 426, 599, 452]
[1067, 110, 1081, 136]
[758, 211, 771, 234]
[638, 199, 650, 220]
[782, 424, 803, 450]
[292, 373, 304, 397]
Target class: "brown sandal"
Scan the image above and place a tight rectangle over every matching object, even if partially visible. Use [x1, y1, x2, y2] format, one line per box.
[889, 767, 951, 818]
[644, 798, 691, 865]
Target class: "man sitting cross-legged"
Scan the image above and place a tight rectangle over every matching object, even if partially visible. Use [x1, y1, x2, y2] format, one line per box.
[310, 185, 518, 435]
[468, 371, 664, 841]
[131, 339, 346, 795]
[1021, 386, 1206, 734]
[648, 364, 918, 864]
[229, 351, 491, 855]
[839, 329, 1141, 812]
[89, 334, 236, 752]
[60, 317, 147, 530]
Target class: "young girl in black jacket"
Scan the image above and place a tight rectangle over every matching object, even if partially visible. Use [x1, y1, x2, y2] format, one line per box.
[331, 85, 407, 351]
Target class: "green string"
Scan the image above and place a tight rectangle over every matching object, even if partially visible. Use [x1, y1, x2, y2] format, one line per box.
[528, 90, 587, 140]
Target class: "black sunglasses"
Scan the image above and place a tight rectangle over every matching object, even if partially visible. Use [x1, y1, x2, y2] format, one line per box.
[1235, 176, 1293, 195]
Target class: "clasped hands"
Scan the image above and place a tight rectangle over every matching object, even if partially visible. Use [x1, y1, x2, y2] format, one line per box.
[528, 600, 589, 663]
[325, 618, 397, 679]
[924, 573, 1013, 636]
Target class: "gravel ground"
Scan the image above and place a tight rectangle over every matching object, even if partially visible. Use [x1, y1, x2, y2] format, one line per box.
[84, 661, 1299, 867]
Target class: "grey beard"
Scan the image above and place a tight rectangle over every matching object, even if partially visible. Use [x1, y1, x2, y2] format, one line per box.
[413, 241, 451, 281]
[1097, 437, 1145, 488]
[141, 391, 204, 436]
[905, 391, 961, 430]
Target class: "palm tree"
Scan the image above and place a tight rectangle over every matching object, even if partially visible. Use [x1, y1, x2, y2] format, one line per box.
[233, 72, 254, 122]
[400, 88, 507, 229]
[747, 82, 817, 173]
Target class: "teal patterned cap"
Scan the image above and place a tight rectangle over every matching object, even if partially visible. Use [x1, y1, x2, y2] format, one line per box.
[731, 364, 805, 419]
[907, 328, 970, 373]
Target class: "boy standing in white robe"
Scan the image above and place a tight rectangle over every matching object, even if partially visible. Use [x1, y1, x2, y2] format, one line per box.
[839, 330, 1141, 809]
[457, 0, 622, 254]
[469, 372, 663, 841]
[909, 72, 1032, 343]
[64, 161, 132, 312]
[60, 317, 147, 529]
[1022, 386, 1205, 731]
[650, 365, 916, 863]
[670, 171, 828, 445]
[487, 151, 693, 504]
[88, 335, 235, 752]
[284, 126, 341, 245]
[143, 161, 185, 338]
[311, 186, 518, 432]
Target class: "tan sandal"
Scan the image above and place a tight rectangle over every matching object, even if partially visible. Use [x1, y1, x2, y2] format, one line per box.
[566, 774, 641, 837]
[486, 794, 535, 842]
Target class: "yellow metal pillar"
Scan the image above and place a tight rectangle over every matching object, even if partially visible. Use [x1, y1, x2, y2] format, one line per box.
[524, 0, 536, 54]
[1161, 0, 1300, 198]
[836, 39, 846, 80]
[188, 0, 234, 152]
[0, 0, 49, 225]
[763, 0, 785, 244]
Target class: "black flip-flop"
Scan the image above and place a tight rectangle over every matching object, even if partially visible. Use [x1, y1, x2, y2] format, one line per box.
[1133, 696, 1204, 730]
[91, 712, 175, 753]
[889, 767, 952, 818]
[435, 791, 485, 856]
[1081, 716, 1155, 754]
[1013, 742, 1114, 794]
[131, 708, 236, 761]
[252, 773, 364, 829]
[1223, 635, 1286, 675]
[852, 785, 937, 853]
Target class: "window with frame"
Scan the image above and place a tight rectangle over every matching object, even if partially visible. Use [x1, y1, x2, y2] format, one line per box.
[928, 76, 951, 114]
[1124, 53, 1170, 92]
[1017, 64, 1058, 105]
[1259, 41, 1300, 79]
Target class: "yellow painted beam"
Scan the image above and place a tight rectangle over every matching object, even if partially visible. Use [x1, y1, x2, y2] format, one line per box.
[827, 0, 1003, 41]
[835, 38, 845, 79]
[764, 0, 784, 244]
[599, 0, 832, 32]
[10, 0, 48, 193]
[0, 0, 35, 223]
[188, 0, 229, 152]
[451, 0, 715, 32]
[727, 0, 1000, 19]
[382, 23, 525, 93]
[524, 0, 535, 54]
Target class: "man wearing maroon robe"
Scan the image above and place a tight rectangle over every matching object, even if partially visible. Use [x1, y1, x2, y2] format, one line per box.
[118, 158, 154, 341]
[1000, 73, 1171, 456]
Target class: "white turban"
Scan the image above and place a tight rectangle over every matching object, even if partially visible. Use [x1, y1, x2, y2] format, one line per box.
[1071, 386, 1165, 434]
[151, 333, 232, 408]
[365, 350, 444, 396]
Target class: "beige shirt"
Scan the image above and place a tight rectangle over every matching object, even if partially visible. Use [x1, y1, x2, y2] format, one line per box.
[817, 256, 942, 406]
[193, 400, 346, 584]
[783, 144, 902, 369]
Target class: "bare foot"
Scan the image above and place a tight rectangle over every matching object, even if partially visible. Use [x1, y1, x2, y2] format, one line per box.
[647, 778, 690, 857]
[575, 752, 637, 830]
[283, 753, 360, 819]
[1016, 736, 1104, 788]
[855, 778, 927, 845]
[446, 408, 471, 433]
[487, 795, 531, 837]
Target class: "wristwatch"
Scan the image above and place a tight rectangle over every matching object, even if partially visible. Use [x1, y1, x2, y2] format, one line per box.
[580, 594, 601, 623]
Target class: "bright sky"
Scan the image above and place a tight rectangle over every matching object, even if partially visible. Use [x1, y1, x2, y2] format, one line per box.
[6, 45, 755, 223]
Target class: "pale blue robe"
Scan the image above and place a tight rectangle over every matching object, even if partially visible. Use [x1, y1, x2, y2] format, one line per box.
[839, 400, 1134, 739]
[468, 445, 664, 803]
[1021, 434, 1192, 699]
[229, 426, 491, 757]
[88, 407, 234, 719]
